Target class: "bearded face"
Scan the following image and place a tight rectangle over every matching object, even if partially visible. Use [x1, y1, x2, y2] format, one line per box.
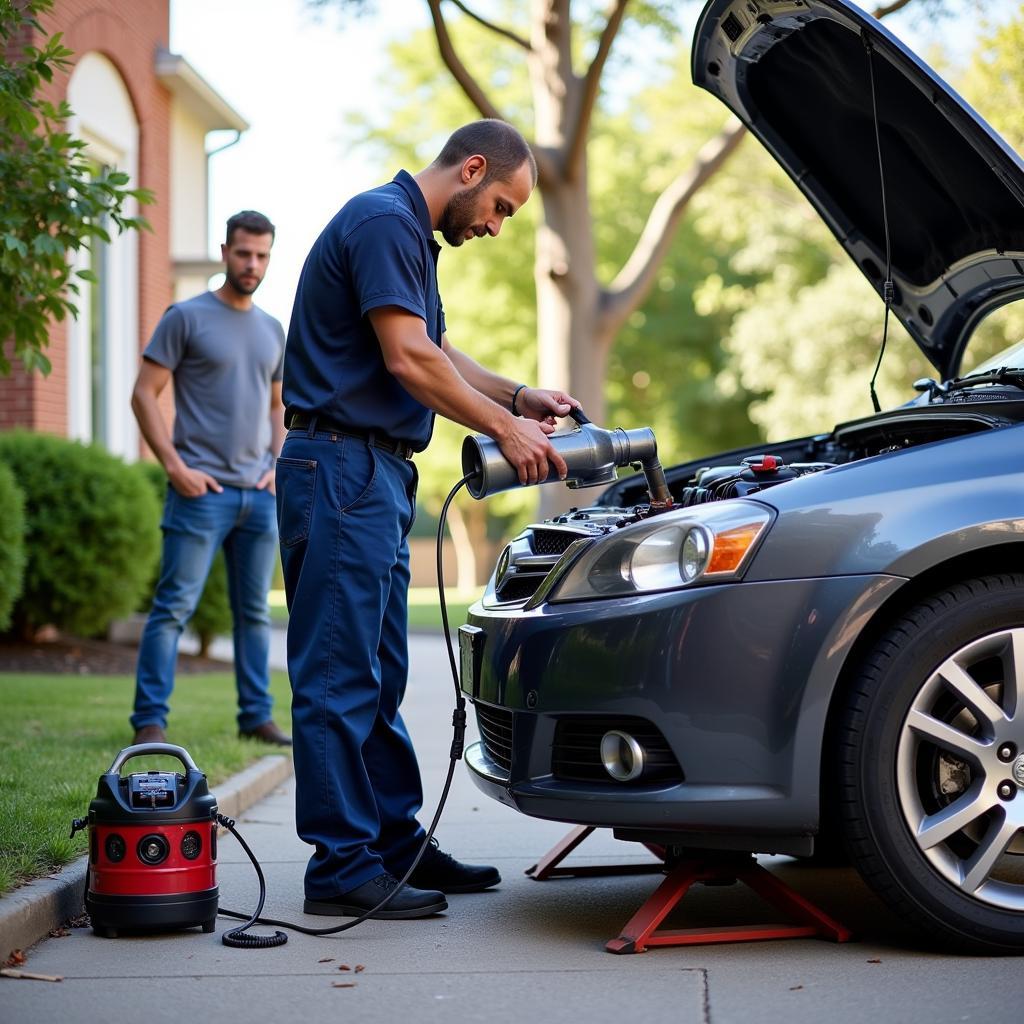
[220, 229, 272, 296]
[438, 178, 489, 247]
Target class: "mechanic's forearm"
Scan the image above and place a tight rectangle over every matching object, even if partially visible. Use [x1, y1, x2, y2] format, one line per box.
[445, 342, 520, 410]
[390, 343, 515, 440]
[131, 390, 185, 476]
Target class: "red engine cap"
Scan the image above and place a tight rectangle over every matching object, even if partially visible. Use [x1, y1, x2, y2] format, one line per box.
[749, 455, 782, 473]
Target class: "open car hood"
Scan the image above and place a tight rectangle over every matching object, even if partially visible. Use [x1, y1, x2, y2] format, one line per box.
[692, 0, 1024, 379]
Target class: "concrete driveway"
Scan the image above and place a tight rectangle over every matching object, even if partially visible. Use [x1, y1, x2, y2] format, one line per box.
[2, 632, 1021, 1023]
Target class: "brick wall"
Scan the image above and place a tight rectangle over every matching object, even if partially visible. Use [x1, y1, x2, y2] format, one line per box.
[0, 1, 172, 441]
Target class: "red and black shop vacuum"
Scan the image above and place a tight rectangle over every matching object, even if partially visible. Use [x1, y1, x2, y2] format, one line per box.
[70, 743, 219, 938]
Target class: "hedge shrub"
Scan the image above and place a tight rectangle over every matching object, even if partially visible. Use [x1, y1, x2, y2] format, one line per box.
[0, 460, 26, 631]
[0, 431, 161, 636]
[136, 460, 233, 654]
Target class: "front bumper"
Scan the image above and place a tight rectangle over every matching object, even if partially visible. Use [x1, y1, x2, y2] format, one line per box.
[461, 573, 903, 848]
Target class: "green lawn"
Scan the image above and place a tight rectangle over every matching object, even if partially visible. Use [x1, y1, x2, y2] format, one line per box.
[0, 669, 291, 896]
[269, 588, 476, 631]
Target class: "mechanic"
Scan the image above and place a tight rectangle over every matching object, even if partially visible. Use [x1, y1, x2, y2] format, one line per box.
[277, 119, 580, 919]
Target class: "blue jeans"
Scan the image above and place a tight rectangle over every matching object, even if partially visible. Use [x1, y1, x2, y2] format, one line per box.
[276, 430, 424, 899]
[132, 485, 278, 732]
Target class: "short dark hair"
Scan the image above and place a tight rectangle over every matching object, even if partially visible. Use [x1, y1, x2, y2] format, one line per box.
[225, 210, 276, 245]
[434, 119, 537, 188]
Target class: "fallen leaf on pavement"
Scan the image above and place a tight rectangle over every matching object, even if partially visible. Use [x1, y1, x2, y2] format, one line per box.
[355, 965, 365, 973]
[338, 964, 351, 971]
[867, 958, 882, 964]
[319, 958, 334, 963]
[4, 951, 26, 968]
[332, 982, 357, 989]
[789, 985, 804, 991]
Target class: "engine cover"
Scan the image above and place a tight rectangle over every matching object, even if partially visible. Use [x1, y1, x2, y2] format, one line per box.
[679, 454, 835, 506]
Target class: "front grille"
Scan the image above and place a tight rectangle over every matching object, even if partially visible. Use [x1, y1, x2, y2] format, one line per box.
[552, 716, 684, 784]
[491, 525, 592, 605]
[531, 529, 579, 556]
[494, 575, 546, 603]
[475, 703, 513, 775]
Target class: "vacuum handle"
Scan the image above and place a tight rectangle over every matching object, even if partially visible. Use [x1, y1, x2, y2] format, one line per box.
[568, 405, 591, 426]
[106, 743, 200, 775]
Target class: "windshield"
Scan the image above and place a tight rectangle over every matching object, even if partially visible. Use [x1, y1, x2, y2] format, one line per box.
[959, 299, 1024, 378]
[963, 338, 1024, 377]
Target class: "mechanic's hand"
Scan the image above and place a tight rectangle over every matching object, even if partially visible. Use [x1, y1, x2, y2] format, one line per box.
[515, 388, 580, 430]
[499, 416, 568, 487]
[255, 468, 276, 496]
[168, 464, 223, 498]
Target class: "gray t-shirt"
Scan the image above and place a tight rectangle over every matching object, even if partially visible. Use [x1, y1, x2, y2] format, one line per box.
[144, 291, 285, 488]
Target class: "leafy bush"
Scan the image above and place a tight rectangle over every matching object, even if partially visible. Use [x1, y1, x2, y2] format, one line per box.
[136, 460, 233, 654]
[0, 431, 160, 636]
[0, 460, 26, 631]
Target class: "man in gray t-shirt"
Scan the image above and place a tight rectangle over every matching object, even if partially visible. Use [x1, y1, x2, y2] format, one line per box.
[130, 210, 290, 748]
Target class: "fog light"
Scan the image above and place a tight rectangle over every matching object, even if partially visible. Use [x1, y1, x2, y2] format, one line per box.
[600, 730, 645, 782]
[137, 833, 169, 865]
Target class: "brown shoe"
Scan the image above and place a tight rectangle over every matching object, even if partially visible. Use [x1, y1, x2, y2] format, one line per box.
[239, 720, 292, 747]
[132, 724, 167, 745]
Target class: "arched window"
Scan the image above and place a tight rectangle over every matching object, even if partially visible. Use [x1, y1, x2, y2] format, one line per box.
[66, 52, 139, 460]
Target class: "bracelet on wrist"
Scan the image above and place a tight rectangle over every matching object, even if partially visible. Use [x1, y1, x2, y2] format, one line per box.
[511, 384, 528, 416]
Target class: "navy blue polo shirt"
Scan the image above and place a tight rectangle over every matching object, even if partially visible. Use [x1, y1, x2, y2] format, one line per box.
[282, 170, 445, 449]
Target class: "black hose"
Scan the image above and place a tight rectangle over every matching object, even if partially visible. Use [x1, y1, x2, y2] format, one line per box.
[218, 814, 287, 948]
[217, 474, 473, 946]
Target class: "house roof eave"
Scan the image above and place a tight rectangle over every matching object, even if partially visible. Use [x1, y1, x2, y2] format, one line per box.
[155, 49, 249, 134]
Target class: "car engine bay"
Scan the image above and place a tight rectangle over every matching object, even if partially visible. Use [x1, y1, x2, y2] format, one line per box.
[485, 403, 1023, 607]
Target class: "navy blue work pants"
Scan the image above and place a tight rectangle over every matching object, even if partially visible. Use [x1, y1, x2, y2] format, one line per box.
[275, 429, 426, 899]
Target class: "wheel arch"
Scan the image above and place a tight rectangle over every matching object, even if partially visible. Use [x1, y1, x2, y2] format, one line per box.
[816, 543, 1024, 842]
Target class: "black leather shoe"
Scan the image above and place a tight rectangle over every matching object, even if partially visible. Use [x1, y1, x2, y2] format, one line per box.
[238, 720, 292, 746]
[303, 873, 447, 919]
[405, 838, 501, 893]
[132, 724, 166, 745]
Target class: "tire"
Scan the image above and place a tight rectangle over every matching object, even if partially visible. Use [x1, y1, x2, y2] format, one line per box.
[838, 574, 1024, 953]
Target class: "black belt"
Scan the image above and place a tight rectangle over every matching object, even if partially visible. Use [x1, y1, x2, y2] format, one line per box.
[286, 413, 416, 460]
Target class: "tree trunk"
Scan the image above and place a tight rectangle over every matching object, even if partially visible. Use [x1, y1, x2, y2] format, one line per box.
[444, 499, 485, 590]
[527, 0, 615, 519]
[534, 179, 610, 423]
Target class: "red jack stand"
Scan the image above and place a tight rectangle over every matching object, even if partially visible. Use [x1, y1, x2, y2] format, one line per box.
[525, 825, 665, 880]
[525, 826, 853, 954]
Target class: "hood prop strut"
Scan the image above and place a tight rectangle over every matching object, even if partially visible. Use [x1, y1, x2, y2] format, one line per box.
[864, 31, 895, 414]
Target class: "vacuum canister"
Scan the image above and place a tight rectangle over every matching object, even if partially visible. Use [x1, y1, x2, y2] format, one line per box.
[71, 743, 219, 938]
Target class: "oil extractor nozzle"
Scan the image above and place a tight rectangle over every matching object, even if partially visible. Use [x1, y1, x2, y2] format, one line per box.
[461, 408, 673, 510]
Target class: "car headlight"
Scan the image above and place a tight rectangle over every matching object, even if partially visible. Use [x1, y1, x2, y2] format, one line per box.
[547, 501, 774, 602]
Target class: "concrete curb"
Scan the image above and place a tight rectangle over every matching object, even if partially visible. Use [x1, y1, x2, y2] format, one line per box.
[0, 753, 293, 960]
